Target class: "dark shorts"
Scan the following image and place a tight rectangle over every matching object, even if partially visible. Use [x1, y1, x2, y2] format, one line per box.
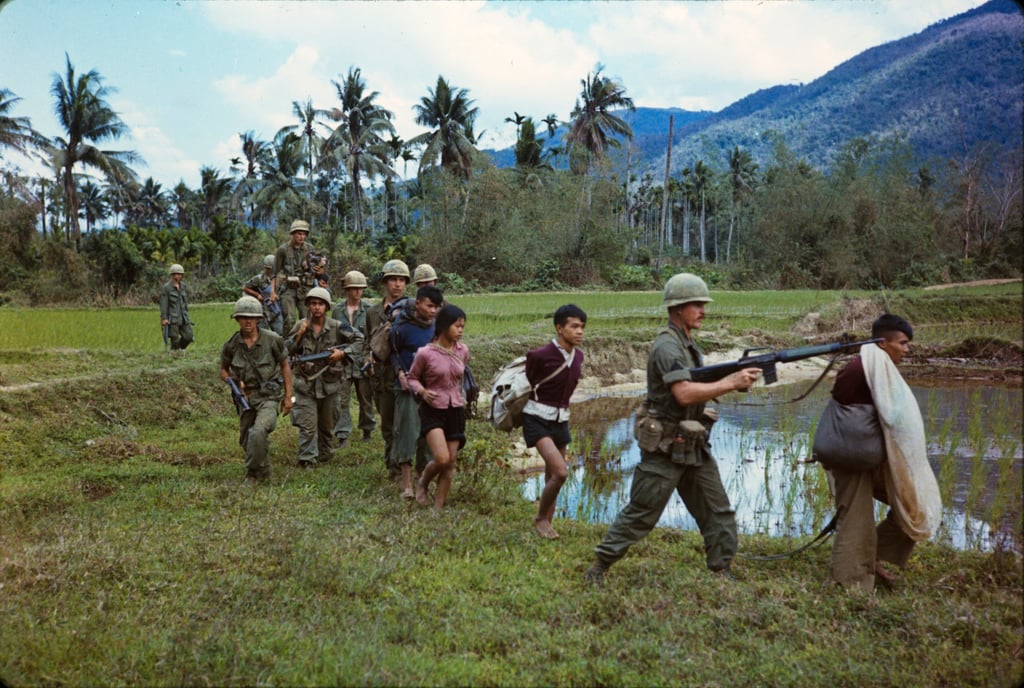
[419, 403, 466, 449]
[522, 412, 571, 449]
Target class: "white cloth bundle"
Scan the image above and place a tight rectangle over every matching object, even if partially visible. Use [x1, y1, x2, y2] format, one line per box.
[862, 343, 942, 540]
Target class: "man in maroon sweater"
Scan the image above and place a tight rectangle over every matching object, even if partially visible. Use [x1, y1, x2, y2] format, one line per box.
[522, 304, 587, 539]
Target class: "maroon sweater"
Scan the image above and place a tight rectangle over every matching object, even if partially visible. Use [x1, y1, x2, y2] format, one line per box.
[832, 356, 874, 405]
[524, 341, 583, 409]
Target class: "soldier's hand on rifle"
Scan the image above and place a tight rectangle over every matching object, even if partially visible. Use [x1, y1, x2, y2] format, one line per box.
[296, 318, 309, 336]
[328, 348, 346, 363]
[729, 367, 761, 392]
[161, 318, 169, 327]
[281, 394, 294, 415]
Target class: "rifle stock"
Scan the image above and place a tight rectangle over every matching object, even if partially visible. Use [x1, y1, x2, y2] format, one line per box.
[689, 338, 881, 385]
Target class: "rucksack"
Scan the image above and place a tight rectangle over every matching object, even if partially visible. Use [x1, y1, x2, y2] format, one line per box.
[488, 351, 574, 431]
[368, 298, 408, 363]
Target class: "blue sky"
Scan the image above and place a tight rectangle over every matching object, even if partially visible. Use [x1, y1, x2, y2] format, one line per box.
[1, 0, 986, 189]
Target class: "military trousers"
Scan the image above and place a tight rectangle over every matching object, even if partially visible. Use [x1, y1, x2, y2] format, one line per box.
[371, 366, 398, 474]
[240, 398, 280, 477]
[292, 391, 338, 465]
[595, 450, 738, 572]
[167, 322, 194, 350]
[393, 389, 428, 471]
[334, 376, 376, 441]
[280, 288, 308, 336]
[828, 465, 916, 592]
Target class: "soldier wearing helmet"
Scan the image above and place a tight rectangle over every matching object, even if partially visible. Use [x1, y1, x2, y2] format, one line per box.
[220, 296, 294, 481]
[412, 263, 438, 287]
[159, 263, 193, 350]
[242, 254, 284, 334]
[331, 270, 375, 446]
[286, 286, 364, 468]
[586, 273, 761, 585]
[271, 219, 329, 335]
[364, 259, 410, 478]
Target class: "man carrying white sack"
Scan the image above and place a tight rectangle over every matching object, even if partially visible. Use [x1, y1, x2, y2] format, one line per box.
[812, 313, 942, 593]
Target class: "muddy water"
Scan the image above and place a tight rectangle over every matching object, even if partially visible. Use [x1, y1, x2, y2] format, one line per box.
[522, 383, 1023, 552]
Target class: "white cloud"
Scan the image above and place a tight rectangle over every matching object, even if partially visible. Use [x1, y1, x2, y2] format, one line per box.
[113, 97, 201, 187]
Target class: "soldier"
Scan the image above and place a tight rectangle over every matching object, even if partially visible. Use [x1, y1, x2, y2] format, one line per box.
[271, 219, 328, 335]
[159, 263, 193, 350]
[412, 263, 438, 288]
[242, 254, 284, 335]
[586, 274, 761, 584]
[332, 270, 376, 447]
[219, 295, 293, 481]
[364, 259, 411, 479]
[286, 287, 362, 468]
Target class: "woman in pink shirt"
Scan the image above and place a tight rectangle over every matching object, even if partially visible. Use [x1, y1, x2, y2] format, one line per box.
[408, 304, 469, 508]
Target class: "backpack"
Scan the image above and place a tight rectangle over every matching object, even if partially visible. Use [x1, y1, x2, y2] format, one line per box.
[488, 351, 574, 432]
[368, 298, 407, 363]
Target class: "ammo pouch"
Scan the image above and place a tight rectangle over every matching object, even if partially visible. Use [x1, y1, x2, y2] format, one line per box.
[635, 413, 668, 453]
[286, 276, 301, 288]
[259, 378, 283, 396]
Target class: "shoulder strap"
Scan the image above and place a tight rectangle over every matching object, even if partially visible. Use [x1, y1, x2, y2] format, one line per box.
[531, 349, 575, 399]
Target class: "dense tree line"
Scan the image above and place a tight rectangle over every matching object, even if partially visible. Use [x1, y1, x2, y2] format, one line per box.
[0, 57, 1020, 305]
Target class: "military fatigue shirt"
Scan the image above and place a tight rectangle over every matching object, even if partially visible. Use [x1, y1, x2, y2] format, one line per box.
[647, 322, 709, 465]
[159, 280, 191, 325]
[286, 317, 363, 398]
[220, 329, 288, 403]
[332, 299, 371, 378]
[273, 241, 316, 292]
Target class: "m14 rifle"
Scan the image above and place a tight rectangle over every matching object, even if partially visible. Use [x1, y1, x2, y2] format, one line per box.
[690, 338, 881, 385]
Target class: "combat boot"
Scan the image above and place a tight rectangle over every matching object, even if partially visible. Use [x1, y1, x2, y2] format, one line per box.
[584, 558, 610, 586]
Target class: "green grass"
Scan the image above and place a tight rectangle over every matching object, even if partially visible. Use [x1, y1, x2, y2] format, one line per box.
[1, 285, 1022, 685]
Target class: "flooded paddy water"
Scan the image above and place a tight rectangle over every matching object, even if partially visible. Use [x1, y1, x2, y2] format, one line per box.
[522, 382, 1023, 552]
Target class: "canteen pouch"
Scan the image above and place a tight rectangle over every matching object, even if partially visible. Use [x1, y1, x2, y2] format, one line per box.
[634, 413, 666, 453]
[670, 420, 709, 466]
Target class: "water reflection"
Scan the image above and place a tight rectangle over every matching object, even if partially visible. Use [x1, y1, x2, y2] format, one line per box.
[522, 383, 1023, 552]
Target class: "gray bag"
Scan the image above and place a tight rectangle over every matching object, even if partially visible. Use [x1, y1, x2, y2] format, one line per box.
[812, 398, 887, 471]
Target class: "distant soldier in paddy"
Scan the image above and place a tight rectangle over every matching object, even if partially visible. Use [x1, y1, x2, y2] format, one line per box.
[159, 263, 193, 350]
[332, 270, 376, 447]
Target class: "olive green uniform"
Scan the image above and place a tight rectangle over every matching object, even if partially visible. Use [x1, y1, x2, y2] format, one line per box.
[287, 317, 362, 466]
[244, 272, 283, 335]
[365, 300, 399, 475]
[594, 323, 737, 572]
[274, 242, 318, 335]
[159, 280, 193, 350]
[332, 299, 375, 442]
[220, 328, 288, 478]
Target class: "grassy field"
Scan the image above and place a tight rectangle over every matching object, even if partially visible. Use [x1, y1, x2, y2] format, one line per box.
[1, 285, 1021, 685]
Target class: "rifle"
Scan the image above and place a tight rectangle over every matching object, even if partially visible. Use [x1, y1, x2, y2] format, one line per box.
[162, 324, 169, 352]
[292, 346, 349, 366]
[225, 377, 251, 414]
[690, 338, 881, 385]
[261, 281, 282, 320]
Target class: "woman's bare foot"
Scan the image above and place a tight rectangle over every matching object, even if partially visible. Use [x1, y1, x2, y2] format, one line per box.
[534, 518, 560, 539]
[415, 479, 431, 506]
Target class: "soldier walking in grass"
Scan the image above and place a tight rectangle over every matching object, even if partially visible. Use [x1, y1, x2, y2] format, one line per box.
[271, 219, 327, 335]
[586, 274, 761, 584]
[219, 296, 293, 481]
[242, 254, 284, 335]
[159, 263, 193, 350]
[332, 270, 376, 447]
[287, 287, 362, 468]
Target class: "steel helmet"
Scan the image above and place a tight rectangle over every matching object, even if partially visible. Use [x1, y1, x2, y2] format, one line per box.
[289, 219, 310, 235]
[305, 286, 332, 306]
[412, 264, 438, 284]
[343, 270, 368, 289]
[263, 254, 275, 268]
[232, 295, 264, 319]
[380, 259, 410, 281]
[168, 263, 185, 275]
[662, 273, 713, 308]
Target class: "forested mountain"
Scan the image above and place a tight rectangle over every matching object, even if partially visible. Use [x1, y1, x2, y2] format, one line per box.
[487, 0, 1024, 174]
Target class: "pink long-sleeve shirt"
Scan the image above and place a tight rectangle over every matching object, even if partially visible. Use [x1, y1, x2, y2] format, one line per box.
[408, 341, 470, 409]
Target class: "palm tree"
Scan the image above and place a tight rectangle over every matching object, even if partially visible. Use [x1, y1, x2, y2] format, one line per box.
[231, 131, 270, 227]
[50, 54, 142, 250]
[565, 64, 635, 176]
[198, 166, 233, 232]
[505, 111, 527, 139]
[137, 176, 169, 227]
[542, 113, 560, 139]
[727, 146, 757, 263]
[322, 67, 397, 235]
[691, 160, 712, 262]
[78, 179, 108, 232]
[409, 75, 479, 180]
[515, 117, 543, 169]
[0, 88, 45, 157]
[254, 131, 307, 228]
[278, 98, 328, 207]
[170, 181, 197, 229]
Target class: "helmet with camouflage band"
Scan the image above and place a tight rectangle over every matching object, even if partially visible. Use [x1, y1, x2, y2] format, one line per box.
[380, 259, 410, 281]
[305, 286, 332, 306]
[662, 273, 713, 309]
[343, 270, 368, 289]
[412, 263, 438, 285]
[232, 295, 264, 319]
